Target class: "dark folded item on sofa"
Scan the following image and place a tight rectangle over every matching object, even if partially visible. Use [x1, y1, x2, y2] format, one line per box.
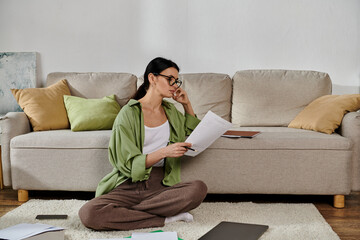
[222, 130, 260, 138]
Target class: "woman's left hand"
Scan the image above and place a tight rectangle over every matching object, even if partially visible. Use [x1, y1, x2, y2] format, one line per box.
[172, 88, 190, 105]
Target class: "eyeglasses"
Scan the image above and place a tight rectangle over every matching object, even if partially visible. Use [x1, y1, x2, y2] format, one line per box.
[154, 73, 182, 88]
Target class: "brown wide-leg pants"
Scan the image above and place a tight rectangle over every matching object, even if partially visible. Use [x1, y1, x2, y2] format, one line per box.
[78, 168, 208, 231]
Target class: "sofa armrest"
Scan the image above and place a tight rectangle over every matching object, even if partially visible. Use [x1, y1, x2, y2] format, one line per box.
[339, 111, 360, 190]
[1, 112, 31, 186]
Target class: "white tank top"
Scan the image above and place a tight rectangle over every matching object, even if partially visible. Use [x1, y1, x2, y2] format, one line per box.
[143, 120, 170, 167]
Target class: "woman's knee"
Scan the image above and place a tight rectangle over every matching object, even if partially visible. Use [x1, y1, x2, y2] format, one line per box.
[189, 180, 208, 203]
[78, 201, 100, 230]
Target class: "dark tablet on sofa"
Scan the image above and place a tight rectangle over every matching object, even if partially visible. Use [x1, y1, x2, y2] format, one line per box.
[198, 221, 269, 240]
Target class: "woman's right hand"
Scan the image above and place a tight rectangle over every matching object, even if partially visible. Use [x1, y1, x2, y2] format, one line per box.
[162, 142, 192, 158]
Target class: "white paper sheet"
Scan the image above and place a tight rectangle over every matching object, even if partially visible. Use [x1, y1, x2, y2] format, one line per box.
[89, 239, 127, 240]
[131, 231, 177, 240]
[0, 223, 63, 240]
[184, 110, 233, 157]
[89, 232, 177, 240]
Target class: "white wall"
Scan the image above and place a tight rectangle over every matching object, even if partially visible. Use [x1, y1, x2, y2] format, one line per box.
[1, 0, 359, 94]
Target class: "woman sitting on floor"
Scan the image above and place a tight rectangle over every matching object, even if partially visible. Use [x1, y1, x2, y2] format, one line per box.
[78, 57, 207, 230]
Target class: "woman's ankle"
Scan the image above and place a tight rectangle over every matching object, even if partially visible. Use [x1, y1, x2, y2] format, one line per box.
[165, 212, 194, 224]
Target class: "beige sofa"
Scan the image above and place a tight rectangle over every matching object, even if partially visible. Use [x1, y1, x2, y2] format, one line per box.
[1, 70, 359, 208]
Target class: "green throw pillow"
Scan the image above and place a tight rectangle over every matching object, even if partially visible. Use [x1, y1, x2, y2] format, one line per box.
[64, 95, 121, 131]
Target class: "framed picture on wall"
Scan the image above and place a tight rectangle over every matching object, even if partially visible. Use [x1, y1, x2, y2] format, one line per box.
[0, 52, 37, 115]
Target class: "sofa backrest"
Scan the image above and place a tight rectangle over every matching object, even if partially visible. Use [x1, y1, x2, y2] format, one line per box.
[138, 73, 233, 121]
[47, 72, 137, 107]
[231, 70, 332, 126]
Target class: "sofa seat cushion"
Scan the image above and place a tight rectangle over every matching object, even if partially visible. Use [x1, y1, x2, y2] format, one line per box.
[209, 127, 352, 151]
[10, 127, 352, 151]
[10, 130, 111, 149]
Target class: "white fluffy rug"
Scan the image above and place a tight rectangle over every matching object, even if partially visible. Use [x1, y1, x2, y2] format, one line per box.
[0, 200, 339, 240]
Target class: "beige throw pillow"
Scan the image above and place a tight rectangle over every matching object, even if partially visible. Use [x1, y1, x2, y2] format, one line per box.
[288, 94, 360, 134]
[11, 79, 71, 131]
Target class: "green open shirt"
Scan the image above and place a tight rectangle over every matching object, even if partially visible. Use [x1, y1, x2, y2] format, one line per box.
[95, 99, 200, 197]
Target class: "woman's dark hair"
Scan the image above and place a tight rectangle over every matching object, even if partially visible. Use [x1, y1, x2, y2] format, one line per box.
[132, 57, 180, 100]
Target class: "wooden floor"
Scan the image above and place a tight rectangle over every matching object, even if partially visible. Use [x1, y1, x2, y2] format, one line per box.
[0, 188, 359, 239]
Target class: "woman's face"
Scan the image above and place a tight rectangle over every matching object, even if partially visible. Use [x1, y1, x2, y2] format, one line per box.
[152, 67, 180, 98]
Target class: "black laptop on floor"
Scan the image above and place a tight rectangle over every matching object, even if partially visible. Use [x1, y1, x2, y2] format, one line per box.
[198, 221, 269, 240]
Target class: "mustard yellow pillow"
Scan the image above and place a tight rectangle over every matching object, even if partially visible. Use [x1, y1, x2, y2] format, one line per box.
[11, 79, 71, 131]
[288, 94, 360, 134]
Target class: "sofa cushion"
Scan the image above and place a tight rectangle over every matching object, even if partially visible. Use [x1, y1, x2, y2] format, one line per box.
[11, 79, 71, 131]
[209, 127, 352, 151]
[10, 130, 111, 149]
[138, 73, 232, 121]
[232, 70, 332, 127]
[64, 95, 121, 131]
[47, 72, 137, 107]
[11, 147, 112, 191]
[10, 127, 351, 151]
[288, 94, 360, 134]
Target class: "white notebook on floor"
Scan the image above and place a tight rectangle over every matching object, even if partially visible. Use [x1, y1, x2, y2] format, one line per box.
[89, 231, 177, 240]
[0, 223, 64, 240]
[132, 231, 177, 240]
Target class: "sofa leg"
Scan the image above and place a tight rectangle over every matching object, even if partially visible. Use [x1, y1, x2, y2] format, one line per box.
[18, 190, 29, 202]
[333, 195, 345, 208]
